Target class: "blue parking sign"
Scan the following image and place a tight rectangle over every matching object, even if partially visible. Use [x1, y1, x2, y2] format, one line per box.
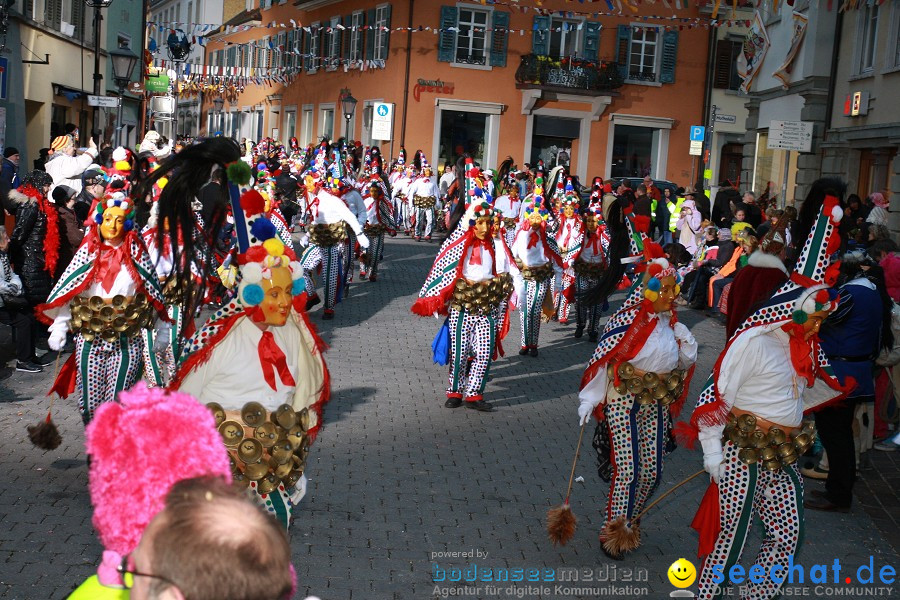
[690, 126, 705, 142]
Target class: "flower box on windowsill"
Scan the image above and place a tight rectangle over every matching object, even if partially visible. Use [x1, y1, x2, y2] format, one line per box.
[514, 54, 624, 94]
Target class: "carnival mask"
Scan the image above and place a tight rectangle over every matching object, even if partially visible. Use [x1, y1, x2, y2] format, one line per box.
[259, 266, 293, 327]
[100, 206, 128, 244]
[651, 275, 678, 314]
[473, 216, 491, 241]
[585, 215, 598, 232]
[563, 205, 575, 219]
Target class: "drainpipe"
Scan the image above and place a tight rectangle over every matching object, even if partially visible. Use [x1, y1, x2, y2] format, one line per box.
[699, 23, 716, 192]
[399, 0, 413, 146]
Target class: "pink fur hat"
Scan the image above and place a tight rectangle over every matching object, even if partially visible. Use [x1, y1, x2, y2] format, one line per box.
[85, 383, 232, 585]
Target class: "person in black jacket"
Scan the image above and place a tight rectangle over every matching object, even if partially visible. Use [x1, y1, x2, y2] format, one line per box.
[0, 147, 21, 217]
[75, 169, 108, 226]
[711, 180, 741, 228]
[685, 227, 737, 308]
[9, 171, 57, 307]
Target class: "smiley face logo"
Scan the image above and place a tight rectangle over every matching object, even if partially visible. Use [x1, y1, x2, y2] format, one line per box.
[667, 558, 697, 589]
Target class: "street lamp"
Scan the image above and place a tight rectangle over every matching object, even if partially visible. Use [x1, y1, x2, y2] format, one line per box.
[84, 0, 115, 145]
[166, 29, 192, 141]
[341, 92, 357, 139]
[213, 97, 224, 136]
[110, 45, 139, 147]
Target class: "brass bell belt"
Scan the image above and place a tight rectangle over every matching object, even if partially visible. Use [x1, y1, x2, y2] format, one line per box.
[607, 361, 685, 407]
[308, 222, 347, 247]
[70, 293, 151, 342]
[413, 194, 436, 209]
[210, 401, 312, 495]
[162, 276, 188, 304]
[722, 412, 816, 472]
[363, 223, 386, 236]
[450, 274, 513, 316]
[502, 218, 518, 230]
[573, 259, 605, 278]
[516, 260, 553, 282]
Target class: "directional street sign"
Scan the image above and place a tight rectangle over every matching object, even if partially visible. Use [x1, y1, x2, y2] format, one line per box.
[689, 125, 705, 142]
[87, 95, 120, 108]
[689, 140, 703, 156]
[766, 120, 813, 152]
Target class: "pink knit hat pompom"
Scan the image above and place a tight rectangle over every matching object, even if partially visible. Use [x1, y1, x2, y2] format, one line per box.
[85, 383, 232, 558]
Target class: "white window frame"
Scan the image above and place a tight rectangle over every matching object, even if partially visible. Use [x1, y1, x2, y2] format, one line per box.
[327, 16, 341, 71]
[283, 107, 297, 146]
[349, 11, 364, 62]
[309, 22, 320, 73]
[854, 4, 879, 76]
[373, 4, 390, 61]
[319, 103, 335, 141]
[626, 24, 662, 85]
[548, 17, 583, 59]
[454, 4, 492, 68]
[301, 105, 314, 145]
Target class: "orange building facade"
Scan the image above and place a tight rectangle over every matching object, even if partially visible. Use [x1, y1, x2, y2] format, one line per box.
[199, 0, 711, 184]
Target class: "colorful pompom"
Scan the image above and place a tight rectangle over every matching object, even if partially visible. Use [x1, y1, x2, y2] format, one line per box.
[644, 289, 659, 302]
[226, 161, 252, 186]
[291, 278, 306, 295]
[242, 246, 268, 263]
[263, 238, 285, 257]
[249, 217, 277, 242]
[648, 263, 664, 277]
[646, 277, 661, 292]
[241, 262, 263, 284]
[240, 190, 267, 217]
[240, 283, 264, 306]
[792, 310, 808, 324]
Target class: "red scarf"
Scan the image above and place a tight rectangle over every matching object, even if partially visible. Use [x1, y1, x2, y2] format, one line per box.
[468, 236, 495, 273]
[95, 242, 130, 294]
[781, 322, 817, 387]
[258, 330, 296, 391]
[523, 220, 542, 249]
[19, 185, 60, 276]
[586, 231, 603, 255]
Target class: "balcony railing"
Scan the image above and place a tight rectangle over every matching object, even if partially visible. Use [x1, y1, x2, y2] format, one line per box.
[515, 54, 624, 94]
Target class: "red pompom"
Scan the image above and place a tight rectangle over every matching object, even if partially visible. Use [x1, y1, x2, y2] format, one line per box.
[240, 246, 268, 263]
[815, 289, 829, 303]
[633, 215, 651, 234]
[648, 263, 664, 277]
[824, 261, 841, 286]
[240, 189, 266, 217]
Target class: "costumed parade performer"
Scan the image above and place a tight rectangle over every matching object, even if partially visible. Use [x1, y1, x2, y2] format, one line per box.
[37, 192, 167, 424]
[682, 183, 853, 600]
[173, 159, 330, 529]
[298, 148, 369, 319]
[493, 172, 522, 248]
[409, 154, 440, 242]
[554, 180, 584, 324]
[360, 160, 397, 282]
[510, 177, 563, 356]
[411, 158, 515, 413]
[572, 203, 609, 342]
[576, 197, 697, 560]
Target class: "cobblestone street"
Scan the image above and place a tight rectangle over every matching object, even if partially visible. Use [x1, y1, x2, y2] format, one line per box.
[1, 236, 898, 600]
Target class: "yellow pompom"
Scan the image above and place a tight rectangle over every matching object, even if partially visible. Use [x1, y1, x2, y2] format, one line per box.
[263, 238, 285, 257]
[644, 289, 659, 302]
[157, 177, 168, 190]
[674, 284, 681, 297]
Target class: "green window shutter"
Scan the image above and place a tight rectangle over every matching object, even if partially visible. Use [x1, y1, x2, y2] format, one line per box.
[303, 28, 311, 71]
[660, 30, 678, 83]
[582, 21, 601, 61]
[365, 9, 376, 60]
[616, 25, 631, 79]
[342, 15, 351, 61]
[531, 15, 550, 56]
[489, 11, 510, 67]
[72, 0, 84, 41]
[438, 6, 458, 63]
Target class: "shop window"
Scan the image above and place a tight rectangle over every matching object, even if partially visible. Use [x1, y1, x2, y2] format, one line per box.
[439, 111, 487, 166]
[616, 25, 678, 84]
[713, 39, 742, 91]
[611, 125, 654, 178]
[301, 108, 314, 145]
[855, 5, 879, 75]
[320, 106, 335, 140]
[530, 116, 579, 170]
[283, 110, 296, 145]
[439, 5, 510, 68]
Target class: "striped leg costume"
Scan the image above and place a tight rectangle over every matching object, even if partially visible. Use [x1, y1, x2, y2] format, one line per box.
[696, 442, 804, 600]
[447, 307, 497, 402]
[76, 334, 145, 424]
[142, 303, 185, 387]
[343, 229, 357, 292]
[366, 231, 386, 279]
[519, 279, 549, 350]
[575, 274, 602, 336]
[301, 243, 341, 310]
[601, 394, 668, 545]
[557, 272, 575, 321]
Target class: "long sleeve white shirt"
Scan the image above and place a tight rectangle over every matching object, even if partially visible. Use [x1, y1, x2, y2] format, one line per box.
[310, 189, 364, 236]
[511, 228, 551, 268]
[493, 195, 521, 219]
[409, 177, 440, 206]
[342, 189, 368, 228]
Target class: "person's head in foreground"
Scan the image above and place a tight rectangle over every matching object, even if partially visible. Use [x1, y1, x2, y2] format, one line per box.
[124, 476, 293, 600]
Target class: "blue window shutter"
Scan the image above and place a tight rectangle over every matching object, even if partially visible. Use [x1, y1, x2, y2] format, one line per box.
[532, 15, 550, 56]
[365, 9, 376, 60]
[660, 30, 679, 84]
[489, 11, 510, 67]
[616, 25, 631, 79]
[582, 21, 601, 61]
[380, 5, 391, 60]
[438, 6, 458, 63]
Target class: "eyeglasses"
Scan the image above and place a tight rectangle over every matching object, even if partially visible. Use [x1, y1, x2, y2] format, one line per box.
[117, 553, 177, 590]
